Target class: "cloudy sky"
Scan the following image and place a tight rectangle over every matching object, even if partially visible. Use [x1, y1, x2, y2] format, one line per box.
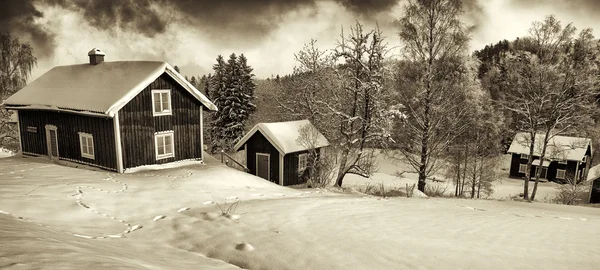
[2, 0, 599, 81]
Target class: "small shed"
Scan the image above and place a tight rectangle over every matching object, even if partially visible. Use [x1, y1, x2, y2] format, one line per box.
[233, 120, 329, 186]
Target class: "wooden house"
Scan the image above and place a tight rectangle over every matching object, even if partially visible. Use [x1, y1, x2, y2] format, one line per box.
[2, 48, 217, 172]
[507, 132, 592, 183]
[233, 120, 329, 186]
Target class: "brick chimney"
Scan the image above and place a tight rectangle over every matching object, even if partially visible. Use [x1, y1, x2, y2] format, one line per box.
[88, 48, 105, 65]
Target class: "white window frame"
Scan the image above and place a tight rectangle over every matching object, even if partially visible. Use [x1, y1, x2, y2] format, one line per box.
[298, 153, 308, 172]
[520, 154, 528, 159]
[519, 164, 528, 173]
[558, 160, 568, 165]
[155, 131, 175, 160]
[151, 89, 172, 116]
[556, 169, 566, 180]
[78, 132, 95, 159]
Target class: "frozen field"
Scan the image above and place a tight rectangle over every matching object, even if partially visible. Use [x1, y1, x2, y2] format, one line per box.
[0, 153, 599, 269]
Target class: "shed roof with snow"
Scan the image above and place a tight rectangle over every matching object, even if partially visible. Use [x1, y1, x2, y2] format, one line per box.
[3, 61, 217, 116]
[507, 132, 592, 162]
[233, 120, 330, 155]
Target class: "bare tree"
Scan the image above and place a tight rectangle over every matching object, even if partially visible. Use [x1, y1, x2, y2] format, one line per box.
[499, 15, 600, 201]
[394, 0, 471, 192]
[296, 124, 336, 187]
[0, 33, 37, 149]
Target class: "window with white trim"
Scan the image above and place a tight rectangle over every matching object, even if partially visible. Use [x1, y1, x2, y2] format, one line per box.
[556, 169, 566, 180]
[558, 160, 567, 165]
[79, 133, 95, 159]
[520, 154, 528, 159]
[155, 131, 174, 160]
[298, 153, 308, 172]
[519, 164, 527, 173]
[152, 89, 172, 116]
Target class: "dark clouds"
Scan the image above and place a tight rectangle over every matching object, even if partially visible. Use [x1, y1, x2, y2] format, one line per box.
[0, 0, 54, 55]
[1, 0, 408, 57]
[509, 0, 600, 16]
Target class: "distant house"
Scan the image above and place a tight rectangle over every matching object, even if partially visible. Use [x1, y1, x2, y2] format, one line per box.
[2, 48, 217, 172]
[507, 132, 592, 183]
[233, 120, 330, 186]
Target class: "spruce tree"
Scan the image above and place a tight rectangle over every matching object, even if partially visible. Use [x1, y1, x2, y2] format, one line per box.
[238, 54, 257, 118]
[209, 55, 228, 153]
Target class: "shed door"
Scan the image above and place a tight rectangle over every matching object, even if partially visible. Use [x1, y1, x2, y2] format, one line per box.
[45, 125, 59, 159]
[256, 153, 270, 181]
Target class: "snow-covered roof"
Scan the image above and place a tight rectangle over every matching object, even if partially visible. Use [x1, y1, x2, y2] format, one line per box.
[3, 61, 217, 117]
[507, 132, 591, 162]
[587, 164, 600, 181]
[233, 120, 330, 155]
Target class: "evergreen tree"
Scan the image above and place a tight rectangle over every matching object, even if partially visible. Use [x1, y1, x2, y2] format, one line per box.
[209, 55, 228, 153]
[238, 54, 257, 118]
[174, 65, 181, 73]
[190, 76, 197, 87]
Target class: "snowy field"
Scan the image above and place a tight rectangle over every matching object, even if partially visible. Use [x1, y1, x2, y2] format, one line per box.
[1, 152, 599, 269]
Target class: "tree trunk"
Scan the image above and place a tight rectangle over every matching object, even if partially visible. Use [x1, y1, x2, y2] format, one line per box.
[523, 132, 536, 200]
[335, 147, 350, 187]
[455, 154, 460, 197]
[460, 145, 468, 196]
[531, 130, 551, 201]
[470, 160, 477, 199]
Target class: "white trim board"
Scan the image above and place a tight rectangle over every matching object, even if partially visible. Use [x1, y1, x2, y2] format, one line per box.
[44, 125, 59, 160]
[113, 111, 124, 173]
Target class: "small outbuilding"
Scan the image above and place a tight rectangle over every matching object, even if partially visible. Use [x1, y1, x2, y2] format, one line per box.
[233, 120, 329, 186]
[507, 132, 592, 183]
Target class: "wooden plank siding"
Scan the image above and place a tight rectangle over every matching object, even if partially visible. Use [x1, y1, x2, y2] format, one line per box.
[245, 132, 279, 184]
[509, 153, 590, 183]
[17, 110, 117, 170]
[118, 73, 203, 169]
[283, 150, 312, 186]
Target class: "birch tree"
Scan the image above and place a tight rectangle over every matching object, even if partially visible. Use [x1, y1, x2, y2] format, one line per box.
[0, 33, 36, 149]
[394, 0, 471, 192]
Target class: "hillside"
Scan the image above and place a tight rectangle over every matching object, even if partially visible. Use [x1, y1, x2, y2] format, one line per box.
[1, 154, 599, 269]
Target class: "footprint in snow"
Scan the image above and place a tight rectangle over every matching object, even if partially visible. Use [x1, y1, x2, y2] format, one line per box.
[251, 193, 263, 197]
[153, 215, 166, 221]
[273, 193, 285, 197]
[177, 207, 190, 213]
[226, 196, 239, 200]
[203, 201, 215, 205]
[580, 217, 588, 221]
[235, 242, 255, 252]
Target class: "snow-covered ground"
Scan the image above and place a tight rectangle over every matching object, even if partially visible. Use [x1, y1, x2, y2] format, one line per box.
[0, 153, 598, 269]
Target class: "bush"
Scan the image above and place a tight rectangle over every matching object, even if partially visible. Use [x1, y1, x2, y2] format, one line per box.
[552, 178, 590, 205]
[424, 182, 450, 197]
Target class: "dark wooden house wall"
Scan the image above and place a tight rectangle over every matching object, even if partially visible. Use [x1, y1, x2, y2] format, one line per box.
[245, 132, 279, 184]
[590, 179, 600, 203]
[283, 149, 320, 186]
[119, 73, 203, 169]
[509, 151, 591, 183]
[17, 110, 117, 170]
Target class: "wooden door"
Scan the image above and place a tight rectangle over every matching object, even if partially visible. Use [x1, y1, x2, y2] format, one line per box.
[45, 125, 59, 160]
[256, 153, 270, 181]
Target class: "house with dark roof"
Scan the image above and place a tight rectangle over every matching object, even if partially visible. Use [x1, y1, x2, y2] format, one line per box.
[507, 132, 592, 183]
[2, 48, 217, 172]
[233, 120, 330, 186]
